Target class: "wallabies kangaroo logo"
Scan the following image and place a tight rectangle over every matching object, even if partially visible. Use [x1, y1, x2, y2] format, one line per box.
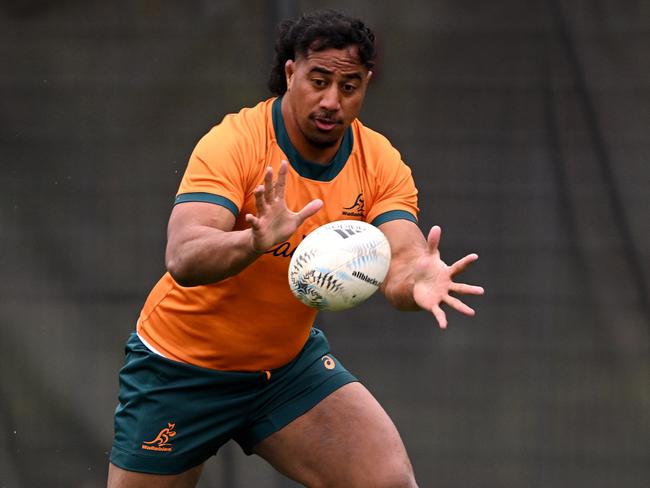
[141, 422, 176, 452]
[342, 192, 365, 217]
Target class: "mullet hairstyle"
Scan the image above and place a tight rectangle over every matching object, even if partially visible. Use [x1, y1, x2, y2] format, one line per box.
[268, 9, 376, 96]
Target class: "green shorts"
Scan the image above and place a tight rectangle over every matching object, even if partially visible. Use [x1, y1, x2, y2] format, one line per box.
[110, 328, 357, 475]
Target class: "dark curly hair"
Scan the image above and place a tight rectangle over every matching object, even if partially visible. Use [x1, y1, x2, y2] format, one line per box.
[268, 9, 376, 96]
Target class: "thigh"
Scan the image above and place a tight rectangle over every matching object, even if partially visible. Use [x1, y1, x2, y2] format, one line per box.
[110, 333, 260, 475]
[253, 382, 417, 488]
[107, 462, 203, 488]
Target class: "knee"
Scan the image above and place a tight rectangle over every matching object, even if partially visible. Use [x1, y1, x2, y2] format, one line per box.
[370, 463, 418, 488]
[339, 458, 418, 488]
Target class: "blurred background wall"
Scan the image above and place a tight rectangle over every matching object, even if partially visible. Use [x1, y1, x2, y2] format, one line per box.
[1, 0, 648, 486]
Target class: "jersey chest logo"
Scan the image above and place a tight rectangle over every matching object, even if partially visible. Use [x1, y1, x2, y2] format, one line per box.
[342, 192, 365, 218]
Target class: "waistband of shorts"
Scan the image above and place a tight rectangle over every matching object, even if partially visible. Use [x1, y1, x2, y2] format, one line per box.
[125, 327, 329, 377]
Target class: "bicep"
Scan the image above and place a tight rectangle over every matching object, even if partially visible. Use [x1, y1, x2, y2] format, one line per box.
[166, 202, 237, 256]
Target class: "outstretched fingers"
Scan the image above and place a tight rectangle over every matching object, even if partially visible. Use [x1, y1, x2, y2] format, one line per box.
[432, 304, 448, 330]
[449, 253, 480, 276]
[262, 166, 274, 203]
[273, 160, 289, 199]
[450, 282, 485, 296]
[247, 167, 275, 229]
[252, 163, 286, 215]
[244, 214, 259, 231]
[443, 294, 476, 316]
[417, 225, 484, 329]
[252, 184, 267, 215]
[296, 199, 324, 223]
[426, 225, 442, 253]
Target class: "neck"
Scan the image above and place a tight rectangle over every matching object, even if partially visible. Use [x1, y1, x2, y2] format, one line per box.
[281, 97, 341, 165]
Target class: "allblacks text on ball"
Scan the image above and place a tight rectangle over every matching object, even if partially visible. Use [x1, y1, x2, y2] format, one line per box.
[288, 220, 392, 311]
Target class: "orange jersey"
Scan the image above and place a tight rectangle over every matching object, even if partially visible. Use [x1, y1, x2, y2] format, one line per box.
[137, 97, 419, 371]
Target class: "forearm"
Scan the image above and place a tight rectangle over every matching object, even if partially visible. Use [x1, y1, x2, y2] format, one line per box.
[166, 226, 263, 287]
[378, 220, 429, 311]
[380, 222, 484, 328]
[381, 262, 421, 311]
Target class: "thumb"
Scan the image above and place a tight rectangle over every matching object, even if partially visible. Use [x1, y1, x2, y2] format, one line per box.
[296, 199, 324, 223]
[427, 225, 442, 253]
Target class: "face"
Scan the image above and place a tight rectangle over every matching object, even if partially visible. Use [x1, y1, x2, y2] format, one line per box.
[283, 45, 372, 155]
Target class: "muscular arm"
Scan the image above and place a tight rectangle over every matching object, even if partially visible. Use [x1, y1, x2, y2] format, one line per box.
[165, 202, 262, 287]
[378, 219, 428, 310]
[166, 161, 323, 287]
[379, 219, 484, 328]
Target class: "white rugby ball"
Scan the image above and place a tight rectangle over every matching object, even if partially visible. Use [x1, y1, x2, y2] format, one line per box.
[288, 220, 391, 311]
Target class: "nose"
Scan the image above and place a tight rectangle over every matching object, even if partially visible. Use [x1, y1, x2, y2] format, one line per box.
[319, 85, 341, 112]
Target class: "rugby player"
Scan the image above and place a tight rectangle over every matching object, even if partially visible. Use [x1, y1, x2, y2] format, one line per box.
[108, 9, 484, 487]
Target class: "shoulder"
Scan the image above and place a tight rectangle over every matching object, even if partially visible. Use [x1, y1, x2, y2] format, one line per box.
[352, 119, 402, 161]
[352, 119, 394, 146]
[207, 98, 274, 142]
[191, 98, 274, 164]
[351, 119, 407, 174]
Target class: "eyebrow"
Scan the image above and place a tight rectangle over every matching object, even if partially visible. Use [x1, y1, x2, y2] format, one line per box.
[309, 66, 364, 81]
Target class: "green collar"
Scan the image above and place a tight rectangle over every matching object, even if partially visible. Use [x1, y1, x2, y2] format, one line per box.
[272, 97, 353, 182]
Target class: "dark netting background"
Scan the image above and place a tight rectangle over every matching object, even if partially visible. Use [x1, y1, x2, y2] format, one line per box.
[1, 1, 648, 487]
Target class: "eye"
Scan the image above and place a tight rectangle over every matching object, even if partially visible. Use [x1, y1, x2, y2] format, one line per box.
[312, 78, 327, 88]
[342, 83, 358, 93]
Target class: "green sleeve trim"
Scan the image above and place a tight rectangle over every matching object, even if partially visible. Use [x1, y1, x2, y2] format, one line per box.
[371, 210, 418, 227]
[174, 192, 239, 217]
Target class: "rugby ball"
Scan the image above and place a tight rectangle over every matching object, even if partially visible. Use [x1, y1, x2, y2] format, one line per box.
[288, 220, 391, 311]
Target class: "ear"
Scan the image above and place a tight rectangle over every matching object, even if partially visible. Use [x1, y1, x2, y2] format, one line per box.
[366, 70, 373, 83]
[284, 59, 295, 90]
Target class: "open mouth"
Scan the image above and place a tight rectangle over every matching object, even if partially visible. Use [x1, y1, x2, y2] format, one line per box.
[314, 118, 337, 131]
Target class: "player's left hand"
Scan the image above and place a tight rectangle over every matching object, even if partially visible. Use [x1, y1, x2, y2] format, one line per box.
[412, 226, 484, 329]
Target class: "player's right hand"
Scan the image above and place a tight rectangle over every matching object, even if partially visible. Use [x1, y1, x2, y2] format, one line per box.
[245, 160, 323, 252]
